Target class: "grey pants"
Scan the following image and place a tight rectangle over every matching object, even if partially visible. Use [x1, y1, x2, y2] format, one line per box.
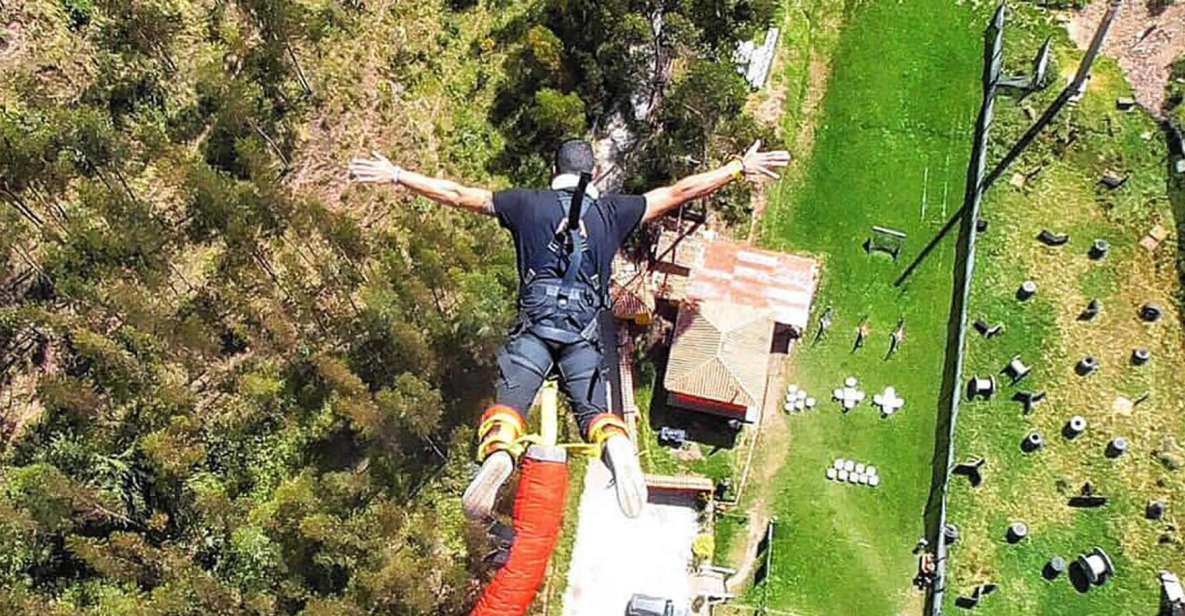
[495, 330, 608, 438]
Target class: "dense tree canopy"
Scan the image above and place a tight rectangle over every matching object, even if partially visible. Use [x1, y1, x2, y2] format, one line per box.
[0, 0, 774, 613]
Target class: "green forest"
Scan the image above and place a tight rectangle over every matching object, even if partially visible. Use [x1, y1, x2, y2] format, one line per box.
[0, 0, 774, 613]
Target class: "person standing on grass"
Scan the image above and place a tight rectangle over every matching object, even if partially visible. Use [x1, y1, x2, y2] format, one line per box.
[347, 139, 790, 519]
[888, 317, 905, 357]
[854, 317, 871, 352]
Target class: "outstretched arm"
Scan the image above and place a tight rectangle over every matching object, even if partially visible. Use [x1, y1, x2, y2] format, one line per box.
[348, 152, 494, 216]
[642, 141, 791, 222]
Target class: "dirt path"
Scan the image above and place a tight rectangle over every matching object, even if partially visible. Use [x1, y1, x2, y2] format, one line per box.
[1067, 0, 1185, 115]
[723, 354, 793, 592]
[747, 55, 833, 243]
[726, 2, 842, 588]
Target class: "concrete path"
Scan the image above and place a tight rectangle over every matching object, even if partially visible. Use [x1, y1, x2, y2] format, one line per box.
[562, 460, 698, 616]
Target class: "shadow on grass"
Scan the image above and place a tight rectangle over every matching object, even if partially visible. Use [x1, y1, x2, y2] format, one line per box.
[923, 191, 978, 493]
[920, 81, 988, 613]
[954, 596, 978, 609]
[1165, 121, 1185, 338]
[920, 196, 975, 610]
[894, 207, 966, 288]
[1067, 561, 1092, 594]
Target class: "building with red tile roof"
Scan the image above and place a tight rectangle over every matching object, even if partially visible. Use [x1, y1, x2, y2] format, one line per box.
[663, 237, 819, 421]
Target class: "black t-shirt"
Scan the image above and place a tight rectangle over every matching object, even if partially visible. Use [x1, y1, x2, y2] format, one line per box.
[493, 189, 647, 290]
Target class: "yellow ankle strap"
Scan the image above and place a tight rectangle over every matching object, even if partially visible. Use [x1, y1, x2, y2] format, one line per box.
[476, 405, 529, 462]
[586, 413, 629, 448]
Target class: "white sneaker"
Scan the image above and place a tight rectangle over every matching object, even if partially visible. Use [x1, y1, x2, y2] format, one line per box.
[461, 451, 514, 520]
[603, 434, 647, 518]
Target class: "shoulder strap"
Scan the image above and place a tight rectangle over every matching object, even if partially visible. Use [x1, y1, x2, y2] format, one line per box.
[557, 201, 588, 295]
[554, 192, 593, 226]
[551, 173, 606, 303]
[565, 172, 591, 232]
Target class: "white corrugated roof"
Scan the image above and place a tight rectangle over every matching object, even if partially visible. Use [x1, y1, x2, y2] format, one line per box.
[685, 239, 819, 333]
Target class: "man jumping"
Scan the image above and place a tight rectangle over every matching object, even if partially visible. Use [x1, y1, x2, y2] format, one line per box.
[348, 140, 790, 519]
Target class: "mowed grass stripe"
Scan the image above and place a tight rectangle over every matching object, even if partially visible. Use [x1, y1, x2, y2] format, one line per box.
[756, 0, 983, 614]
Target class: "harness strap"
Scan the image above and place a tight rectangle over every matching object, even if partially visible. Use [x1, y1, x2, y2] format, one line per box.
[560, 227, 585, 295]
[551, 195, 610, 310]
[513, 176, 611, 344]
[528, 324, 585, 345]
[555, 188, 593, 301]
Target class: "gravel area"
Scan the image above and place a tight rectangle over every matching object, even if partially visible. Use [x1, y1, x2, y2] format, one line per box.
[1067, 0, 1185, 115]
[562, 461, 699, 616]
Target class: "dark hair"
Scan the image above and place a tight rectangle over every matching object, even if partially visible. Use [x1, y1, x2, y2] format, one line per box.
[555, 139, 595, 175]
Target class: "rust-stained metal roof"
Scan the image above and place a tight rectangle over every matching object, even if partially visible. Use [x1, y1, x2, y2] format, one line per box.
[652, 222, 708, 302]
[610, 255, 656, 319]
[686, 239, 819, 333]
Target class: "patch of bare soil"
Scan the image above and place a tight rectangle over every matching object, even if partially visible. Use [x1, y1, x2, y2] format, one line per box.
[0, 2, 103, 104]
[1, 343, 56, 444]
[0, 17, 30, 92]
[790, 57, 831, 167]
[283, 58, 402, 216]
[752, 68, 789, 128]
[724, 354, 791, 592]
[1067, 0, 1185, 115]
[747, 56, 833, 242]
[0, 21, 23, 61]
[283, 0, 440, 223]
[1, 374, 44, 443]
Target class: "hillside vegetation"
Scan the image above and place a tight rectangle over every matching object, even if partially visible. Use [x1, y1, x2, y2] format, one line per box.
[0, 0, 774, 613]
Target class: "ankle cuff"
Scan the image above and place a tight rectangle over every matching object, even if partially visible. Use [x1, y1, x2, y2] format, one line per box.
[586, 412, 629, 447]
[477, 405, 528, 462]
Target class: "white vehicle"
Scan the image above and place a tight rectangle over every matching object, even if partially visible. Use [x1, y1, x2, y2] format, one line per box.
[625, 594, 690, 616]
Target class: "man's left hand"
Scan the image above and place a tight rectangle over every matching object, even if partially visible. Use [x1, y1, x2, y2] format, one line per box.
[741, 140, 792, 180]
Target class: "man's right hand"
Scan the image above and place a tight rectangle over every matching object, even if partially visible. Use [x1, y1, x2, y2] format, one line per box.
[348, 152, 495, 215]
[348, 151, 402, 185]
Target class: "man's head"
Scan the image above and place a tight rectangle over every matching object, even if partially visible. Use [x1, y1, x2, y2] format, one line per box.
[555, 139, 595, 177]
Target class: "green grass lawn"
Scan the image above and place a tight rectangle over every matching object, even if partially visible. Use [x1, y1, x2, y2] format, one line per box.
[941, 16, 1185, 615]
[754, 0, 985, 613]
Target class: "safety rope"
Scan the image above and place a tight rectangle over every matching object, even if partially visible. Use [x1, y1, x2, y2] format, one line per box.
[496, 381, 627, 459]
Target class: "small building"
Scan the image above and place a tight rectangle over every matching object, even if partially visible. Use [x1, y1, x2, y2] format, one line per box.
[665, 302, 773, 423]
[733, 27, 781, 90]
[663, 238, 819, 423]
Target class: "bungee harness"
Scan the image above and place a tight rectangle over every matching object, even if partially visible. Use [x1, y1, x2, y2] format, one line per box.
[516, 171, 609, 345]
